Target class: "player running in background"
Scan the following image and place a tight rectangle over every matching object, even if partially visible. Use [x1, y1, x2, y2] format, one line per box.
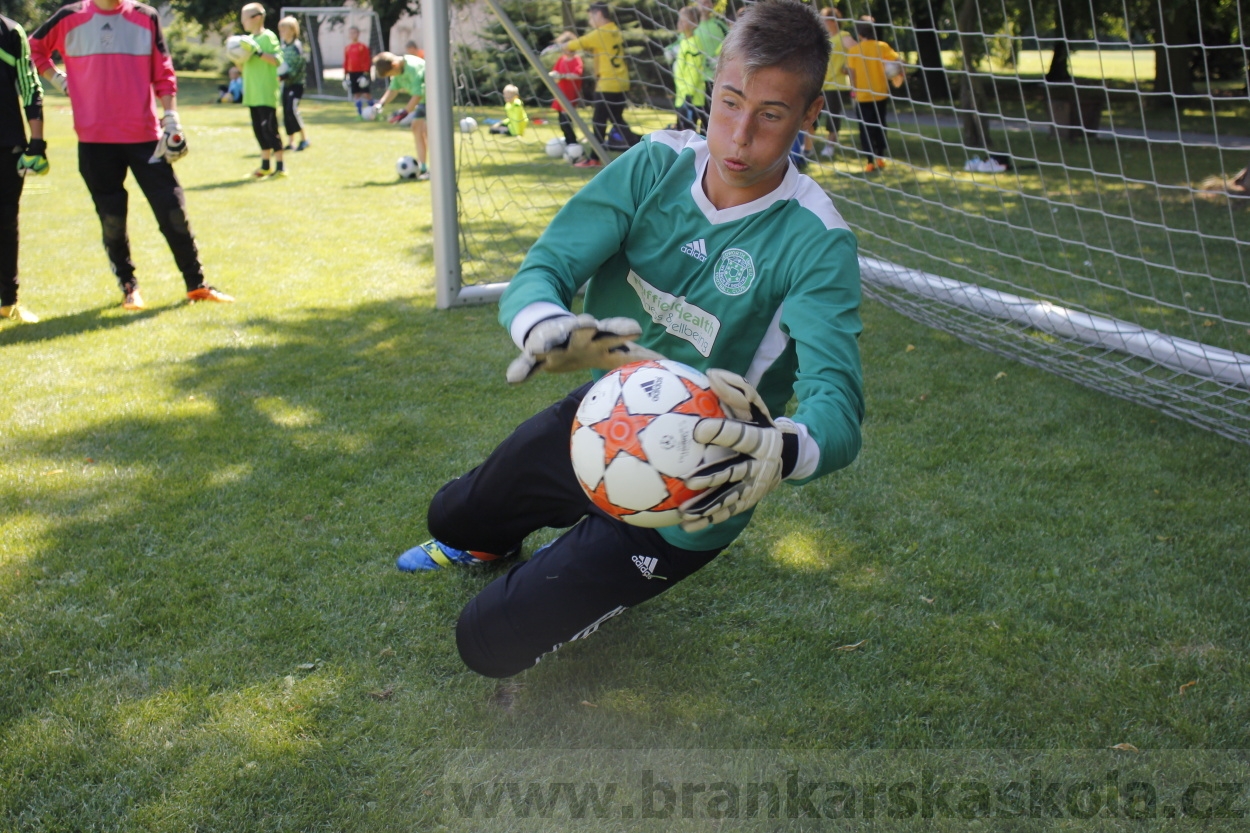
[397, 0, 863, 679]
[0, 12, 46, 323]
[343, 26, 372, 117]
[30, 0, 232, 310]
[372, 51, 427, 180]
[278, 15, 308, 151]
[845, 16, 900, 173]
[555, 2, 639, 168]
[239, 3, 285, 177]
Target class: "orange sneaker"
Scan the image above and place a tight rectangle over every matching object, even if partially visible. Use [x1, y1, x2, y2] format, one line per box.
[864, 162, 877, 173]
[876, 159, 889, 170]
[122, 288, 145, 310]
[187, 286, 235, 303]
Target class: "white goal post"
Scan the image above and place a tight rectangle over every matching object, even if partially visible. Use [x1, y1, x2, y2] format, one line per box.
[279, 6, 386, 100]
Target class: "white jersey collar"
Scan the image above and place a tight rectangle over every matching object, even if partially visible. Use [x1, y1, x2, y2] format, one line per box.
[689, 140, 800, 225]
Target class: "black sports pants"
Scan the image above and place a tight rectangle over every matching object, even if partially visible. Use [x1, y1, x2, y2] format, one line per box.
[557, 110, 577, 145]
[77, 141, 204, 293]
[0, 147, 24, 306]
[282, 83, 305, 136]
[428, 384, 724, 678]
[587, 91, 639, 160]
[250, 105, 283, 152]
[856, 98, 890, 162]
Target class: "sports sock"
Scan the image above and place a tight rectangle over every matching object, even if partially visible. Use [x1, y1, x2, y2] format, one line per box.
[355, 99, 363, 116]
[276, 161, 285, 172]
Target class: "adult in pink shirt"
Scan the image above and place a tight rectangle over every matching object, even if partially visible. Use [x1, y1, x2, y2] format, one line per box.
[29, 0, 232, 309]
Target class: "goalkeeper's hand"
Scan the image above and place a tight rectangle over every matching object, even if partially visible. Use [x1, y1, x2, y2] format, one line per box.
[16, 139, 49, 177]
[678, 369, 798, 532]
[48, 70, 68, 95]
[149, 111, 187, 164]
[505, 313, 664, 384]
[388, 108, 408, 124]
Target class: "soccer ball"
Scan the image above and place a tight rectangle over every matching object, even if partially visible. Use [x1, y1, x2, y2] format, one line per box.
[564, 142, 583, 162]
[570, 360, 732, 528]
[459, 116, 478, 133]
[545, 137, 567, 158]
[361, 104, 378, 121]
[225, 35, 253, 65]
[397, 156, 419, 179]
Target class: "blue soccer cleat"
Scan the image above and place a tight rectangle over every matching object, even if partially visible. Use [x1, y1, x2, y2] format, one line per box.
[397, 539, 517, 572]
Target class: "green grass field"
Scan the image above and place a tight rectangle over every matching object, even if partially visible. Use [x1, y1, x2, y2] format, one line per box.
[2, 78, 1249, 830]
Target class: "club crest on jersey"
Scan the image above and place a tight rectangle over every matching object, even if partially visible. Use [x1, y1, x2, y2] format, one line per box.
[681, 238, 708, 262]
[713, 248, 756, 296]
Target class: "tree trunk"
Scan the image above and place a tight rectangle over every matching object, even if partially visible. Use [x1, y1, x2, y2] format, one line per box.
[910, 0, 951, 101]
[1153, 6, 1197, 99]
[956, 0, 990, 149]
[561, 0, 576, 31]
[1045, 39, 1071, 83]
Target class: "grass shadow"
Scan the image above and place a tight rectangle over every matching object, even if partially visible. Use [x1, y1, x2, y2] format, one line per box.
[0, 304, 172, 347]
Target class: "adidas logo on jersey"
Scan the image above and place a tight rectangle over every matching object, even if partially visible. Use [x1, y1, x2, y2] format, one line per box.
[632, 555, 666, 580]
[681, 238, 708, 262]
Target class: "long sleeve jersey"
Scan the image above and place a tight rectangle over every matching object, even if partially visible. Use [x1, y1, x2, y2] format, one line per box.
[0, 14, 43, 149]
[29, 0, 174, 143]
[500, 130, 864, 550]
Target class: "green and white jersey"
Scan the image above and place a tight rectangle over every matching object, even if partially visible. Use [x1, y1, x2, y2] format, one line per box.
[242, 29, 281, 108]
[499, 130, 864, 550]
[388, 54, 425, 100]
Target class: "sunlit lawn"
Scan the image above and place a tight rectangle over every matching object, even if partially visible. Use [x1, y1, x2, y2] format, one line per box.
[1, 76, 1248, 830]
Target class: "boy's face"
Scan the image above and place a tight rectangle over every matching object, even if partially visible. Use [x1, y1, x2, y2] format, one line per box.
[348, 28, 359, 42]
[704, 54, 822, 207]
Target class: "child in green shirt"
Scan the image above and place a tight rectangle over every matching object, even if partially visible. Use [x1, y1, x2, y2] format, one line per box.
[489, 84, 529, 136]
[239, 2, 285, 177]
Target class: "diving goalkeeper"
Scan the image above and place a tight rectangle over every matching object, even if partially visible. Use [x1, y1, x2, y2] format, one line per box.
[399, 0, 864, 679]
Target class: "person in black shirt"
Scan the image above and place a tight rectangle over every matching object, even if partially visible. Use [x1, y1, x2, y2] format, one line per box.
[0, 13, 48, 323]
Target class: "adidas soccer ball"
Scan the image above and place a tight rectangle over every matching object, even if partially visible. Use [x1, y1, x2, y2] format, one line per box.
[397, 156, 419, 179]
[564, 142, 583, 162]
[225, 35, 253, 65]
[545, 137, 567, 158]
[459, 117, 478, 133]
[570, 360, 732, 528]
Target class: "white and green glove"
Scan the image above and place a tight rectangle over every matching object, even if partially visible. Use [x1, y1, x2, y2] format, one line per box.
[16, 139, 49, 177]
[47, 70, 68, 95]
[150, 112, 187, 164]
[506, 313, 663, 384]
[679, 369, 798, 532]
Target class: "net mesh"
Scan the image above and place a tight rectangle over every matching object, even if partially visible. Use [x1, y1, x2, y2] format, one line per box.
[447, 0, 1250, 442]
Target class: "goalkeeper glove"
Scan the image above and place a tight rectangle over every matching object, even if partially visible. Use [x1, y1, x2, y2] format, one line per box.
[16, 139, 49, 177]
[505, 313, 663, 384]
[149, 111, 187, 164]
[678, 369, 798, 532]
[47, 70, 68, 95]
[388, 109, 409, 124]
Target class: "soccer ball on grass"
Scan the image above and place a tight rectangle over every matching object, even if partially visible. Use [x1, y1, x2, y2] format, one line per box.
[545, 137, 567, 158]
[459, 117, 478, 133]
[570, 360, 733, 528]
[564, 142, 583, 162]
[360, 103, 378, 121]
[396, 156, 420, 179]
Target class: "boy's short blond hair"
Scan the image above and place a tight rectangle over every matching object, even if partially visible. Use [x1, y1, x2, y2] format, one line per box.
[278, 15, 299, 37]
[502, 84, 519, 99]
[241, 2, 265, 20]
[373, 52, 401, 74]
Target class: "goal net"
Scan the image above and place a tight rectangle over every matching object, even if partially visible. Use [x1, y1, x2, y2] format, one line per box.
[437, 0, 1250, 444]
[280, 6, 386, 100]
